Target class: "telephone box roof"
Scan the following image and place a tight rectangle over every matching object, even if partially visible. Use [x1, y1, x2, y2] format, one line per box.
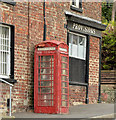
[35, 40, 66, 48]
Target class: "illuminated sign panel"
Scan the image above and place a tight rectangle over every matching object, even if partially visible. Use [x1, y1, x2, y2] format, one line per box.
[38, 47, 56, 51]
[59, 48, 67, 52]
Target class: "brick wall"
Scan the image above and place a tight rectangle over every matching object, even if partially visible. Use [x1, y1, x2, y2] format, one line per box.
[0, 1, 102, 115]
[0, 83, 10, 116]
[83, 2, 101, 21]
[69, 85, 86, 106]
[88, 36, 100, 104]
[101, 70, 116, 103]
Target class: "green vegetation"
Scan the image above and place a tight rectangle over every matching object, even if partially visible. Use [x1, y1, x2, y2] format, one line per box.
[102, 21, 116, 70]
[101, 2, 116, 70]
[102, 2, 113, 23]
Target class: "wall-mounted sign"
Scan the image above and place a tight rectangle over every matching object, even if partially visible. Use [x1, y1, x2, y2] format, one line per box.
[73, 23, 96, 34]
[67, 21, 102, 37]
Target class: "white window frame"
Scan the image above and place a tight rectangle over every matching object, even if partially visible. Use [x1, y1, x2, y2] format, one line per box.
[0, 24, 11, 78]
[71, 0, 79, 8]
[69, 32, 86, 60]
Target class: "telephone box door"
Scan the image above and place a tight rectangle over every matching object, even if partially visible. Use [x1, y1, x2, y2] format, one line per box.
[35, 54, 57, 113]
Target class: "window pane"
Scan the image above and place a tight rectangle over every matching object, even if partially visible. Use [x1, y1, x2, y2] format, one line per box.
[69, 57, 86, 83]
[72, 0, 76, 6]
[41, 56, 53, 62]
[69, 34, 73, 56]
[40, 68, 53, 74]
[62, 95, 68, 100]
[62, 82, 67, 87]
[76, 0, 79, 8]
[62, 88, 68, 94]
[39, 74, 53, 80]
[39, 94, 53, 100]
[72, 44, 77, 57]
[61, 76, 68, 81]
[78, 46, 84, 59]
[62, 101, 67, 107]
[72, 34, 78, 57]
[38, 100, 53, 106]
[62, 69, 67, 75]
[78, 36, 86, 59]
[69, 43, 72, 56]
[62, 63, 67, 69]
[79, 36, 84, 45]
[62, 56, 68, 62]
[39, 87, 53, 93]
[73, 35, 78, 45]
[72, 0, 79, 8]
[39, 81, 53, 87]
[0, 26, 9, 38]
[69, 33, 72, 43]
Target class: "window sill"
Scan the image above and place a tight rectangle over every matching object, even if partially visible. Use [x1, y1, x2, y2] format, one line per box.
[1, 78, 17, 84]
[69, 81, 88, 86]
[69, 55, 86, 61]
[0, 0, 16, 6]
[70, 5, 83, 13]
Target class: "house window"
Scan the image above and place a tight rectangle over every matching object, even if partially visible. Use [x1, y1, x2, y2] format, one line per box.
[0, 24, 11, 78]
[68, 32, 87, 83]
[72, 0, 82, 8]
[69, 33, 86, 60]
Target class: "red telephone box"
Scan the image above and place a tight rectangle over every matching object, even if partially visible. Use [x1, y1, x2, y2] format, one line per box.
[34, 40, 69, 114]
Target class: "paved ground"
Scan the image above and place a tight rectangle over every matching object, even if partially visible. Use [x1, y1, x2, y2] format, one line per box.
[12, 103, 115, 118]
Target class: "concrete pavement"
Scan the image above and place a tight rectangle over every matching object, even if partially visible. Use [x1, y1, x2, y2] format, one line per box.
[11, 103, 115, 118]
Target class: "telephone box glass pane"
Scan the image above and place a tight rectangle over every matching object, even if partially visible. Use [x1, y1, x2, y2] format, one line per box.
[40, 87, 53, 93]
[41, 56, 54, 62]
[39, 81, 53, 87]
[62, 88, 68, 94]
[61, 76, 67, 81]
[39, 100, 53, 106]
[62, 56, 68, 63]
[62, 63, 67, 69]
[38, 55, 54, 106]
[39, 62, 54, 67]
[38, 94, 53, 99]
[39, 75, 53, 80]
[41, 68, 51, 74]
[41, 94, 53, 99]
[62, 69, 67, 75]
[62, 82, 67, 87]
[62, 95, 68, 100]
[62, 101, 67, 107]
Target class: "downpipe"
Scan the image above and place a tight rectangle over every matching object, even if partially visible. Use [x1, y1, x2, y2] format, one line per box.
[98, 37, 102, 103]
[43, 0, 46, 41]
[9, 86, 12, 116]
